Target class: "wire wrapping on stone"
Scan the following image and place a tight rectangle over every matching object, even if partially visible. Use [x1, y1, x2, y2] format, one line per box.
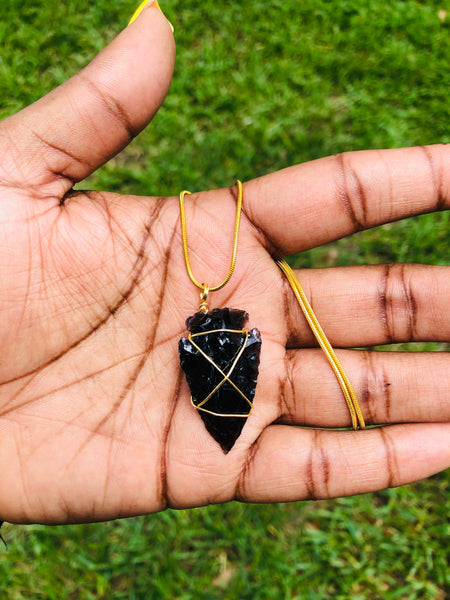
[179, 308, 261, 453]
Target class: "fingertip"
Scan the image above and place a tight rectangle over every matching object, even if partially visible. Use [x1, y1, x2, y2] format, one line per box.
[112, 6, 176, 124]
[129, 0, 153, 25]
[128, 0, 174, 34]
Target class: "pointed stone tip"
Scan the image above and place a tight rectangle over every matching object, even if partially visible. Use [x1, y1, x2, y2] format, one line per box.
[220, 441, 235, 454]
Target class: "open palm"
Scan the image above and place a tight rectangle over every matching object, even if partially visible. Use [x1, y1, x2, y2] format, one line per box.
[0, 7, 448, 525]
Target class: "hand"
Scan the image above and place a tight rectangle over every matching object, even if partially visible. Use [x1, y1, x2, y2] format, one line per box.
[0, 8, 448, 525]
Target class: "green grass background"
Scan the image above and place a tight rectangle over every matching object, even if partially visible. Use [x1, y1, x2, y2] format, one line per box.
[0, 0, 449, 598]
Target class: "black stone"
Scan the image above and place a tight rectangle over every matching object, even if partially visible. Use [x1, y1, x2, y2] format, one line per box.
[179, 308, 261, 453]
[0, 521, 6, 549]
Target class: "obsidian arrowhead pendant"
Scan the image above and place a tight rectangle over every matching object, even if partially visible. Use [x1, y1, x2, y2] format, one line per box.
[179, 307, 261, 453]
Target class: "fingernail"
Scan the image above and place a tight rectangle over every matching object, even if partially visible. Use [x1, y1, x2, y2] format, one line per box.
[128, 0, 174, 33]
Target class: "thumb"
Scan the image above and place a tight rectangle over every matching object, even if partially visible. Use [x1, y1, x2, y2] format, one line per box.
[0, 2, 175, 195]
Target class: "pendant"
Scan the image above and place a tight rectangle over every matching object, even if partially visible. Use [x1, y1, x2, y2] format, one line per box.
[179, 307, 262, 453]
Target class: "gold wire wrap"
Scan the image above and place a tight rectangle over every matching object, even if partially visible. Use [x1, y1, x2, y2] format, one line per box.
[188, 329, 253, 418]
[276, 258, 365, 430]
[179, 180, 243, 298]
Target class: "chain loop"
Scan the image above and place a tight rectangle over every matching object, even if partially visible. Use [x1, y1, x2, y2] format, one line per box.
[276, 259, 365, 430]
[179, 181, 243, 296]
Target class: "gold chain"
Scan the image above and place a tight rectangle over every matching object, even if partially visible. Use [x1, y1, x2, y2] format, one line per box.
[179, 180, 243, 306]
[276, 258, 365, 430]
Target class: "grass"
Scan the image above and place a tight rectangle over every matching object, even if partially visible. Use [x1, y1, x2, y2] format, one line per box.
[0, 0, 449, 598]
[1, 479, 449, 599]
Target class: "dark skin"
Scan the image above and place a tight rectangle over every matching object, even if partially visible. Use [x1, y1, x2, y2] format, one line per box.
[0, 7, 448, 525]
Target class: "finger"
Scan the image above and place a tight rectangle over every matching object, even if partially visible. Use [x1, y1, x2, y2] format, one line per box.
[282, 264, 449, 347]
[0, 4, 175, 196]
[279, 349, 450, 428]
[236, 423, 450, 502]
[243, 145, 450, 255]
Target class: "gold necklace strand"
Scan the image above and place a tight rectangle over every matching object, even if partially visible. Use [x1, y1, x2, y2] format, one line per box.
[179, 180, 243, 304]
[276, 258, 365, 431]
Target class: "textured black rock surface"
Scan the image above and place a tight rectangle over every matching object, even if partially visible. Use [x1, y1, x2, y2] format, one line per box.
[0, 521, 5, 547]
[179, 308, 261, 453]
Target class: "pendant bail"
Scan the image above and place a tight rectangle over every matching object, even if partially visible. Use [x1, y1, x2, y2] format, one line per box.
[199, 284, 210, 313]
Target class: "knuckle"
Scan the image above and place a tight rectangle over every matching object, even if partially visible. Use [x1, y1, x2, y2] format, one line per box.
[379, 428, 399, 488]
[305, 430, 330, 499]
[381, 264, 417, 342]
[335, 152, 368, 232]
